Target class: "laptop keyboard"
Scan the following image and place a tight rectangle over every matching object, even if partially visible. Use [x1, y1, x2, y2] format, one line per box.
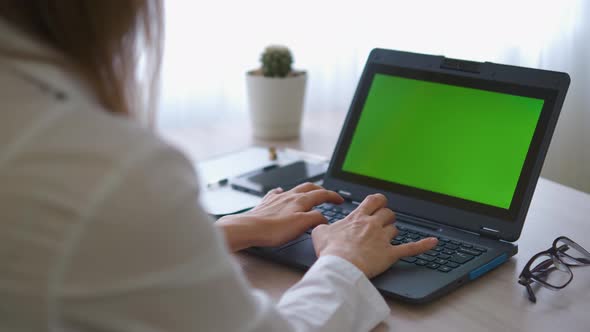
[312, 203, 488, 273]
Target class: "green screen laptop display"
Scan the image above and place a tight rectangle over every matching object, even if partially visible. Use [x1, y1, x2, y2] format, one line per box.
[342, 74, 544, 209]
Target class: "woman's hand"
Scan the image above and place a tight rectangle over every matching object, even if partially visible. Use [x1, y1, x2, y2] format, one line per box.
[216, 182, 344, 252]
[311, 193, 438, 278]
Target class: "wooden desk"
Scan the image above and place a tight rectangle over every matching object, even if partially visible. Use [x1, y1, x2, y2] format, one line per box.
[162, 111, 590, 332]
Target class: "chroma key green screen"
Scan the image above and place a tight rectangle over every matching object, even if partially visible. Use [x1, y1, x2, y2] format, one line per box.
[342, 73, 544, 209]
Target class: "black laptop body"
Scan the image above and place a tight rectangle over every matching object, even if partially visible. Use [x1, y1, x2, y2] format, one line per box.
[248, 48, 570, 303]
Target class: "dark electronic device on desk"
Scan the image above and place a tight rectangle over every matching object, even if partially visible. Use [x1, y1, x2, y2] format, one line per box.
[230, 161, 327, 196]
[245, 48, 570, 303]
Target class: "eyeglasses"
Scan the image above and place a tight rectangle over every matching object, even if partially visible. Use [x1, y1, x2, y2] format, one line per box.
[518, 236, 590, 303]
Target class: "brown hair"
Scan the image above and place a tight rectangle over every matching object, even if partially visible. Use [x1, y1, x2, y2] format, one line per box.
[0, 0, 164, 126]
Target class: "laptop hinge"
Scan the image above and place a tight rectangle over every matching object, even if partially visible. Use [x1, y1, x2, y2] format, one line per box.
[395, 212, 442, 231]
[479, 227, 501, 240]
[396, 211, 503, 241]
[337, 190, 502, 240]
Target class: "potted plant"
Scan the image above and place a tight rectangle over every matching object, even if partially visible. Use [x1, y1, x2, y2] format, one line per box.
[246, 45, 307, 139]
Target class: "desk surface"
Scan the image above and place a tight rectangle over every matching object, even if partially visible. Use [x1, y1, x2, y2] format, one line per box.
[162, 111, 590, 332]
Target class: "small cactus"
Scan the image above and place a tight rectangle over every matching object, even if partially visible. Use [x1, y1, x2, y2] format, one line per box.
[260, 45, 293, 78]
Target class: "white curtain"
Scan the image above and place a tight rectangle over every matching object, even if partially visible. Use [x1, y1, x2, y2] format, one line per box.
[159, 0, 590, 193]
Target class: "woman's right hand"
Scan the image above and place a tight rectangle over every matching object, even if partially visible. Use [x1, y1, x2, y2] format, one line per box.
[311, 193, 438, 278]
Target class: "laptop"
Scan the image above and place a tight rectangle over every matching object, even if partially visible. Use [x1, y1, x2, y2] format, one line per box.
[248, 48, 570, 303]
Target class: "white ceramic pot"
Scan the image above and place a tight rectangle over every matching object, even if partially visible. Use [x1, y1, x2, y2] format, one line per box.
[246, 72, 307, 139]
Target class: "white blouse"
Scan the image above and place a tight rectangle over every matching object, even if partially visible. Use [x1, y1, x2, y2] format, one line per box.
[0, 19, 390, 332]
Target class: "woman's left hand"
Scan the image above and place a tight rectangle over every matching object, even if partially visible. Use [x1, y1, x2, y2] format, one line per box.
[216, 183, 344, 252]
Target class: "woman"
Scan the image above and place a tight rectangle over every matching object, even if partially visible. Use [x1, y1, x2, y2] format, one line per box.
[0, 1, 437, 331]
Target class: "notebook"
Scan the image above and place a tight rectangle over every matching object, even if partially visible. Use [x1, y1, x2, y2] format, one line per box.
[248, 48, 570, 302]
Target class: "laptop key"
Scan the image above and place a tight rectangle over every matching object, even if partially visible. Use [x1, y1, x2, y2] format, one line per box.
[445, 261, 460, 268]
[391, 240, 401, 245]
[473, 246, 488, 252]
[438, 266, 452, 273]
[425, 250, 439, 257]
[438, 253, 451, 259]
[435, 258, 448, 265]
[449, 252, 474, 264]
[458, 248, 482, 256]
[439, 238, 450, 242]
[462, 243, 473, 248]
[400, 257, 417, 263]
[427, 263, 440, 269]
[444, 243, 459, 250]
[415, 259, 427, 266]
[450, 240, 460, 245]
[443, 249, 454, 255]
[416, 254, 435, 262]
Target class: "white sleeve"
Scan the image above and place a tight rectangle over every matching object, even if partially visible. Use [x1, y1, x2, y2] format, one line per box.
[56, 144, 390, 332]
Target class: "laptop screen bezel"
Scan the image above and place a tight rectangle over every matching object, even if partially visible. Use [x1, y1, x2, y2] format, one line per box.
[324, 49, 568, 241]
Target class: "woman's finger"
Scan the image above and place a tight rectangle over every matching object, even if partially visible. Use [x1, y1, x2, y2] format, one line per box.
[369, 207, 396, 227]
[383, 223, 398, 239]
[295, 210, 328, 232]
[265, 187, 284, 197]
[355, 193, 388, 215]
[390, 238, 438, 260]
[299, 189, 344, 209]
[290, 182, 323, 193]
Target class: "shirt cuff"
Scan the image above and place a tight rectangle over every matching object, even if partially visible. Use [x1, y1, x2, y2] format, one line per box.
[311, 255, 390, 320]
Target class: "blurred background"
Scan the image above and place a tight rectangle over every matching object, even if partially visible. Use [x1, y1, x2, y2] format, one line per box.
[158, 0, 589, 193]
